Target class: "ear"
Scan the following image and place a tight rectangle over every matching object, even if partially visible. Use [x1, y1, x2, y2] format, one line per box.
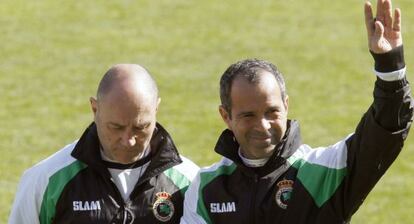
[219, 105, 232, 130]
[283, 95, 289, 114]
[90, 97, 98, 117]
[156, 97, 161, 112]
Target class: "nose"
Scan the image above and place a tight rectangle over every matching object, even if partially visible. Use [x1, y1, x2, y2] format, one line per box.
[258, 117, 271, 131]
[121, 131, 136, 148]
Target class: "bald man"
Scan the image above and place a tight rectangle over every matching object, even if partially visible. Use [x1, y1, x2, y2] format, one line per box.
[9, 64, 199, 224]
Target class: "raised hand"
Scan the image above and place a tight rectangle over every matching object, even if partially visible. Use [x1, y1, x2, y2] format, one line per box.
[364, 0, 403, 54]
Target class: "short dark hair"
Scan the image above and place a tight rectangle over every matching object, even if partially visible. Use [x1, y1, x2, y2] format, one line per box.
[220, 58, 287, 114]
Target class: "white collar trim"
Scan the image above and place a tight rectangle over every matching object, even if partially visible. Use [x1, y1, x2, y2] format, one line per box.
[238, 148, 270, 167]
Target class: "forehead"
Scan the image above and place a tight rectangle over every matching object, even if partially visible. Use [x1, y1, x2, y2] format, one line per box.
[98, 90, 157, 123]
[230, 72, 283, 110]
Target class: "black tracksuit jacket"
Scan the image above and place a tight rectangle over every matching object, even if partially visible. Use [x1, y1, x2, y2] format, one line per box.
[181, 46, 413, 224]
[9, 123, 199, 224]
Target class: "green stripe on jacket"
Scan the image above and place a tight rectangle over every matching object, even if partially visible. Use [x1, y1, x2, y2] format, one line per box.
[39, 160, 87, 224]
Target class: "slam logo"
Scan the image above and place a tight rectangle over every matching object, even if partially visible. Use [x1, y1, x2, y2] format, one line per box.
[73, 200, 101, 211]
[210, 202, 236, 213]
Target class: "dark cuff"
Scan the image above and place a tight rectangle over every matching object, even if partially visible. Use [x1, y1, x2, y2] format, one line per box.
[375, 77, 408, 92]
[370, 45, 405, 72]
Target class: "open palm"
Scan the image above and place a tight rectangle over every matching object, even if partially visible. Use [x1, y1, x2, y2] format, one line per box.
[365, 0, 403, 54]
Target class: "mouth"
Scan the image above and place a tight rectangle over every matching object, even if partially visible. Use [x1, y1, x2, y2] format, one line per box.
[250, 135, 272, 141]
[250, 131, 272, 138]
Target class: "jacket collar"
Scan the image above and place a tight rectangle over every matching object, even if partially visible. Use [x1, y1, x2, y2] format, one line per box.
[71, 122, 182, 181]
[214, 120, 302, 176]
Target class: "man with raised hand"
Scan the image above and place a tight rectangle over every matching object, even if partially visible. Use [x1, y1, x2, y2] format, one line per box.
[181, 0, 412, 223]
[9, 64, 199, 223]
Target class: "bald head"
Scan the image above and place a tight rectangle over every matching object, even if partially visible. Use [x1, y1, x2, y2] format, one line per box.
[97, 64, 159, 104]
[91, 64, 161, 164]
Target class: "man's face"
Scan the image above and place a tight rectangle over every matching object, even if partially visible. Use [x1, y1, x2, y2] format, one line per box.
[220, 71, 288, 159]
[90, 93, 159, 164]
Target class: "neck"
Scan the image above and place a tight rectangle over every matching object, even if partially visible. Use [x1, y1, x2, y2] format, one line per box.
[100, 147, 150, 164]
[238, 149, 270, 167]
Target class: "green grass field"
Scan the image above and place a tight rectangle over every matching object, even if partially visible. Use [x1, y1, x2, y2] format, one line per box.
[1, 0, 413, 223]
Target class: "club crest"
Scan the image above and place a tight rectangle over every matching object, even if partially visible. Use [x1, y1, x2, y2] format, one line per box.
[153, 192, 175, 222]
[275, 179, 294, 209]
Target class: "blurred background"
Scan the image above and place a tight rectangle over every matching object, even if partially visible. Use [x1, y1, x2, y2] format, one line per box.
[1, 0, 413, 223]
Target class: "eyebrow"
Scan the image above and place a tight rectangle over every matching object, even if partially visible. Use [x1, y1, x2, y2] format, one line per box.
[267, 106, 282, 112]
[236, 111, 255, 118]
[236, 106, 283, 118]
[135, 122, 151, 129]
[108, 121, 151, 128]
[108, 122, 125, 127]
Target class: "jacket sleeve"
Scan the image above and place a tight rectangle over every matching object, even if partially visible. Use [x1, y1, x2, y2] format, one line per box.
[180, 171, 208, 224]
[337, 45, 413, 220]
[8, 168, 43, 224]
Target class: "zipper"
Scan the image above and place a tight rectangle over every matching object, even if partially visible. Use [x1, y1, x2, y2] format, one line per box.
[249, 175, 259, 224]
[123, 210, 128, 224]
[106, 176, 129, 223]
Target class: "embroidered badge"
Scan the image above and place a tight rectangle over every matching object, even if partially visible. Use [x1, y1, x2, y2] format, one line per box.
[153, 192, 175, 222]
[275, 179, 294, 209]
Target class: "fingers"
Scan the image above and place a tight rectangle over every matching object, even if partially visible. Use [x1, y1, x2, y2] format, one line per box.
[393, 8, 401, 32]
[372, 0, 400, 33]
[366, 0, 402, 52]
[364, 1, 374, 37]
[374, 20, 385, 39]
[383, 0, 393, 29]
[376, 0, 385, 23]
